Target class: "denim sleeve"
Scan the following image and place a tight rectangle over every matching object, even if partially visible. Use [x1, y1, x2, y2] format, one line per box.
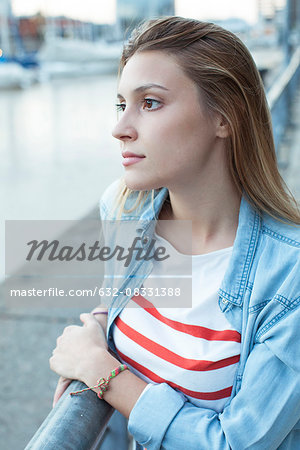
[128, 303, 300, 449]
[100, 199, 108, 220]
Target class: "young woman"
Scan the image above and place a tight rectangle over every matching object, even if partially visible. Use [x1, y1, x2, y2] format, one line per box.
[50, 17, 300, 449]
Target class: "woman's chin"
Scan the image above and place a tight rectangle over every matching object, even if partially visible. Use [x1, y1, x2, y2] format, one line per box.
[123, 174, 159, 192]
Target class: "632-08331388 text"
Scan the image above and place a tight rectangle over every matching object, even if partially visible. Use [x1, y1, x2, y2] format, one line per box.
[9, 287, 183, 298]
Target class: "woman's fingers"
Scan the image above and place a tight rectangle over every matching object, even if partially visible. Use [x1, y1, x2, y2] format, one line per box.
[52, 376, 72, 408]
[80, 312, 100, 328]
[91, 307, 108, 330]
[92, 306, 108, 314]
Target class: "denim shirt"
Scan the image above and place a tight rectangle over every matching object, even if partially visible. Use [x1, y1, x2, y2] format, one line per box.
[100, 178, 300, 450]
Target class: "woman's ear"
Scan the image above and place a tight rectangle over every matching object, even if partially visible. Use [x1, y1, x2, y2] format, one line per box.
[216, 115, 230, 138]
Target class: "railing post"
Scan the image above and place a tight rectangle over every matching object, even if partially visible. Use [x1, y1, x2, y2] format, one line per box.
[25, 380, 114, 449]
[267, 48, 300, 152]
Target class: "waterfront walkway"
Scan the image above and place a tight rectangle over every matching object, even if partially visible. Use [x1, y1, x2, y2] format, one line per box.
[0, 86, 300, 450]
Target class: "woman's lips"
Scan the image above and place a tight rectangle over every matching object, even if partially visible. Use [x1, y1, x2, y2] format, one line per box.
[122, 156, 145, 166]
[122, 151, 145, 167]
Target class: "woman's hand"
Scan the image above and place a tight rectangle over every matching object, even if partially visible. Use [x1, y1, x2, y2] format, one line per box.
[50, 313, 109, 383]
[52, 376, 72, 408]
[50, 306, 107, 408]
[51, 310, 147, 419]
[51, 308, 109, 407]
[91, 306, 108, 330]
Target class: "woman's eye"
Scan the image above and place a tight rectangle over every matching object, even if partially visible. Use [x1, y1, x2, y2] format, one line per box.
[142, 99, 161, 110]
[115, 103, 126, 112]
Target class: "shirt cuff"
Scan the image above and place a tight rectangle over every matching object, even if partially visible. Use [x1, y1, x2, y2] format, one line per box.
[128, 383, 186, 449]
[136, 383, 152, 402]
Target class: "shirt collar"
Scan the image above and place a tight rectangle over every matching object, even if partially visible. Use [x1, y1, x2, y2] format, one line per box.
[219, 194, 262, 306]
[137, 187, 262, 306]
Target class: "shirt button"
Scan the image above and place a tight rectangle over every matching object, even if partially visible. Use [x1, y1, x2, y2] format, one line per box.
[142, 235, 149, 245]
[222, 298, 228, 304]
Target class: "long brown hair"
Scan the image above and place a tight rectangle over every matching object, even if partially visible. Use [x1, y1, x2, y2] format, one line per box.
[115, 16, 299, 224]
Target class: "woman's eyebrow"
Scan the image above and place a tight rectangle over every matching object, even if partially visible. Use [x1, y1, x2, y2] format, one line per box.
[117, 83, 169, 99]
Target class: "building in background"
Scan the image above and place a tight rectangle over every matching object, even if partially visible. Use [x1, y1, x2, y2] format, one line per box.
[116, 0, 175, 38]
[258, 0, 286, 22]
[255, 0, 286, 47]
[257, 0, 299, 52]
[0, 0, 13, 56]
[0, 0, 45, 58]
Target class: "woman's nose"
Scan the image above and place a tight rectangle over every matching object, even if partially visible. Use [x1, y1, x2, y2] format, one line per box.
[112, 116, 138, 142]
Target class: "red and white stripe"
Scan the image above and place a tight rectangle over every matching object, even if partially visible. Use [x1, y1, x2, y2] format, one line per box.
[112, 238, 240, 412]
[113, 294, 240, 411]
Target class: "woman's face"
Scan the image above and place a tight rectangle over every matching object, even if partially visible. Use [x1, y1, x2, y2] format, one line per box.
[112, 50, 226, 191]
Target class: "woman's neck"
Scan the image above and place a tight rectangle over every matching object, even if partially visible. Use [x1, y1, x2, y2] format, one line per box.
[157, 178, 241, 255]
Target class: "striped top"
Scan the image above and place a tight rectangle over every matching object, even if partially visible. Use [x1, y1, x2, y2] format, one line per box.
[112, 233, 241, 413]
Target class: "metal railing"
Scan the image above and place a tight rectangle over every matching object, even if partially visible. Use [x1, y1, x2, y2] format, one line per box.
[267, 47, 300, 152]
[25, 380, 114, 450]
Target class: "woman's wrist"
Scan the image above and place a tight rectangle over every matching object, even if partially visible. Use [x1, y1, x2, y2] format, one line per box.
[76, 347, 147, 418]
[78, 348, 119, 387]
[103, 367, 148, 418]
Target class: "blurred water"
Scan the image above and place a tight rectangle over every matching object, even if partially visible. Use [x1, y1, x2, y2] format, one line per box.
[0, 75, 123, 280]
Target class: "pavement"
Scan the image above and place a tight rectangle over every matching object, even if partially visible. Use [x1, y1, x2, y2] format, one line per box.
[1, 87, 300, 450]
